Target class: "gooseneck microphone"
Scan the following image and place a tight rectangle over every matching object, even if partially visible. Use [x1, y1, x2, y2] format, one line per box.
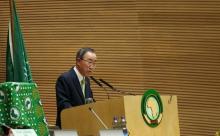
[90, 76, 103, 87]
[99, 79, 116, 91]
[99, 78, 136, 95]
[90, 76, 110, 99]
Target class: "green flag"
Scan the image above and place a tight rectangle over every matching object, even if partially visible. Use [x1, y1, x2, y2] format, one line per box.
[6, 0, 32, 83]
[2, 1, 49, 136]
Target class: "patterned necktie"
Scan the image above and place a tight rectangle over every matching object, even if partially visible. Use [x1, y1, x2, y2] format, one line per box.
[81, 78, 85, 97]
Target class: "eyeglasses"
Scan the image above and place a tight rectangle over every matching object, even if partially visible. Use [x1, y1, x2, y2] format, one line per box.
[81, 59, 96, 66]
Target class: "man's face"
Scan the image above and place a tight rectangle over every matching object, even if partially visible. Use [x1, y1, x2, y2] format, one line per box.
[77, 51, 97, 76]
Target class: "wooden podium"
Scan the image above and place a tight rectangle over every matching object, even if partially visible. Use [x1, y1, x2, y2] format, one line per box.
[61, 95, 180, 136]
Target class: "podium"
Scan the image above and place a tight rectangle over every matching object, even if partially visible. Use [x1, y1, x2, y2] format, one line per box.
[61, 95, 180, 136]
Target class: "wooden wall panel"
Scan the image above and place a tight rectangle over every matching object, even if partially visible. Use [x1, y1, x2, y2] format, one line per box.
[0, 0, 220, 136]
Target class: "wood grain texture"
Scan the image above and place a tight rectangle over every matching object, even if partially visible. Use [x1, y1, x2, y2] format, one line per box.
[0, 0, 219, 135]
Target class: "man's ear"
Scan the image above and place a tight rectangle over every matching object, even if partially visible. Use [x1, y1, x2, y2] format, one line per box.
[76, 58, 81, 62]
[76, 58, 81, 66]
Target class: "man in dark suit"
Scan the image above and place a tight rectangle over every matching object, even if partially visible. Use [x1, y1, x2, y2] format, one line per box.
[55, 47, 97, 128]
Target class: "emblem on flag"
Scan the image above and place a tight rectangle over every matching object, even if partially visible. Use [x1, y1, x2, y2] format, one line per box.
[25, 97, 32, 110]
[0, 90, 5, 102]
[10, 107, 20, 121]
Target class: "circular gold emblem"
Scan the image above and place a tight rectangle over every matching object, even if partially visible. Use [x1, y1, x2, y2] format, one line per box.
[141, 89, 163, 127]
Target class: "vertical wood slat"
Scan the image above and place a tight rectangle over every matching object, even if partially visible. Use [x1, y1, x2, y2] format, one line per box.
[0, 0, 220, 136]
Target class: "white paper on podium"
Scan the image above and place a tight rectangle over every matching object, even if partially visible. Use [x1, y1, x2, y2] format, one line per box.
[99, 129, 124, 136]
[53, 130, 78, 136]
[10, 129, 37, 136]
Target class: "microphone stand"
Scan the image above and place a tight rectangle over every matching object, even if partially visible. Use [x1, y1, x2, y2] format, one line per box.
[103, 87, 110, 99]
[115, 89, 135, 96]
[88, 107, 108, 129]
[90, 76, 110, 99]
[99, 79, 136, 96]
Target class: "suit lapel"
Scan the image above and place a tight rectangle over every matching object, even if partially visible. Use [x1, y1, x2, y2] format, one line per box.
[70, 68, 85, 103]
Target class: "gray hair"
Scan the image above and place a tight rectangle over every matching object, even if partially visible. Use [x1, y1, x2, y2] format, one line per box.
[76, 47, 95, 60]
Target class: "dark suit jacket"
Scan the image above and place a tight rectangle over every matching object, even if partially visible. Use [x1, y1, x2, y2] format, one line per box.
[55, 67, 93, 127]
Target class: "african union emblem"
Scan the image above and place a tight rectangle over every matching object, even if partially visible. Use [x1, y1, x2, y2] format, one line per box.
[0, 90, 5, 102]
[25, 97, 32, 110]
[10, 107, 20, 121]
[141, 89, 163, 127]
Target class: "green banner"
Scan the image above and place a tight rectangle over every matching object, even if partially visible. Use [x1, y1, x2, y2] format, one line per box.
[3, 1, 49, 135]
[0, 82, 49, 136]
[6, 0, 32, 82]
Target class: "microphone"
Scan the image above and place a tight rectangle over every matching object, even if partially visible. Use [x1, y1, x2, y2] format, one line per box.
[88, 107, 108, 129]
[99, 79, 116, 91]
[90, 76, 110, 99]
[99, 78, 136, 96]
[90, 76, 103, 87]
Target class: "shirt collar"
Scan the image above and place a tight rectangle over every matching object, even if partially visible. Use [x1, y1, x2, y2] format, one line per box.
[74, 66, 84, 82]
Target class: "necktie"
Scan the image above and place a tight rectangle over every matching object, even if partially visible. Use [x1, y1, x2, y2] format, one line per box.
[81, 78, 85, 97]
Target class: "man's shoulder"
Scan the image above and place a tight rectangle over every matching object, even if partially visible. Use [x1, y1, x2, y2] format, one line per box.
[59, 68, 75, 79]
